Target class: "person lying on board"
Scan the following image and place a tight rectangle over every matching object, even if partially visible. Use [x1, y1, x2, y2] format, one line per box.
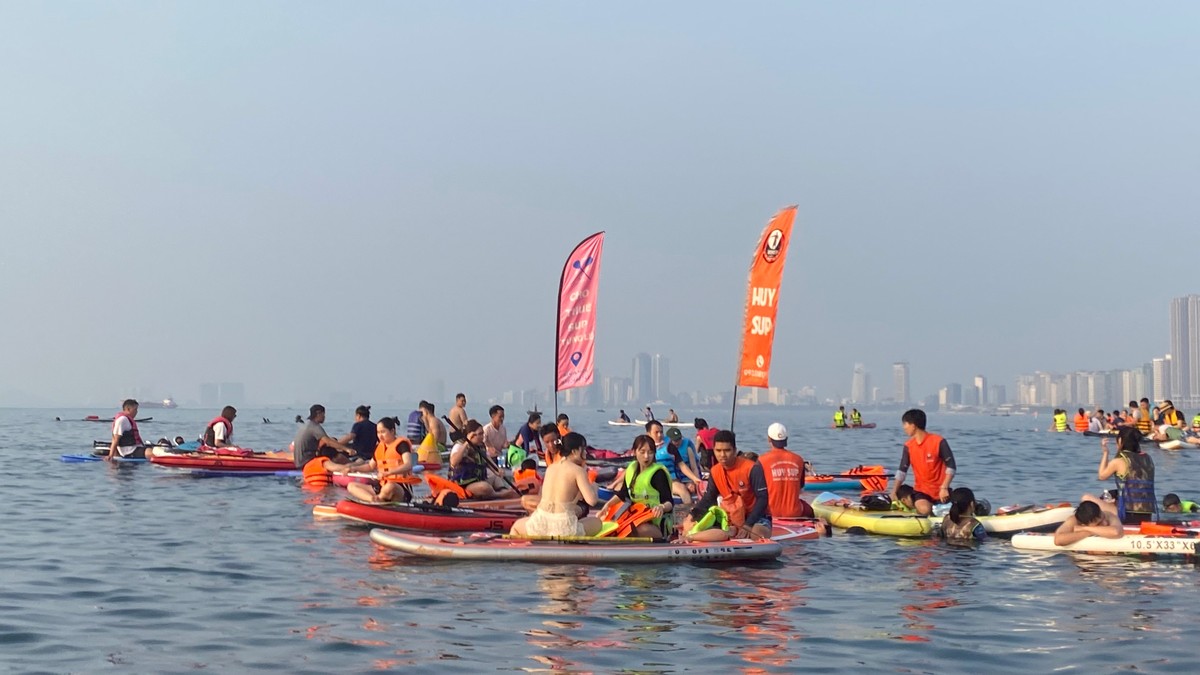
[1163, 493, 1200, 514]
[346, 417, 417, 502]
[679, 504, 731, 543]
[510, 432, 604, 537]
[1053, 500, 1122, 546]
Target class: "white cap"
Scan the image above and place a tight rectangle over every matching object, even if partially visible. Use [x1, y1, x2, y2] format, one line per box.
[767, 423, 788, 441]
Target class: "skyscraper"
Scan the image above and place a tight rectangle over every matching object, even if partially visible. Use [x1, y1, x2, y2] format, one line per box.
[850, 363, 869, 404]
[973, 375, 988, 407]
[893, 362, 910, 404]
[1152, 357, 1171, 402]
[1170, 294, 1200, 404]
[651, 354, 670, 401]
[632, 353, 652, 403]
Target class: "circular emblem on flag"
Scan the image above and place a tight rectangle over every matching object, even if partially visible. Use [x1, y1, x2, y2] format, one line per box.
[763, 228, 784, 263]
[756, 355, 765, 368]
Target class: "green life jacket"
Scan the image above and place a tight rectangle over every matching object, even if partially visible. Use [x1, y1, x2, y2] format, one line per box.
[688, 505, 729, 535]
[851, 411, 862, 425]
[833, 411, 846, 427]
[506, 444, 527, 470]
[1182, 500, 1200, 514]
[624, 460, 672, 532]
[1054, 412, 1067, 431]
[1192, 414, 1200, 428]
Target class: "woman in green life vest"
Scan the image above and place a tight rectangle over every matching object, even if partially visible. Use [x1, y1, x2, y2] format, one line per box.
[604, 434, 674, 538]
[1049, 409, 1068, 432]
[851, 409, 863, 427]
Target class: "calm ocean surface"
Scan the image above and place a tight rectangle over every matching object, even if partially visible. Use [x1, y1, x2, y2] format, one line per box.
[3, 406, 1198, 673]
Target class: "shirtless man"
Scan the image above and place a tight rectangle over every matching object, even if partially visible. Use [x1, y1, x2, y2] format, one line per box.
[447, 393, 469, 432]
[666, 409, 679, 423]
[420, 400, 448, 447]
[1053, 500, 1123, 546]
[510, 432, 603, 537]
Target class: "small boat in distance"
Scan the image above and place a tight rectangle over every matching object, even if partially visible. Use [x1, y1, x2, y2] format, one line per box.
[136, 397, 177, 409]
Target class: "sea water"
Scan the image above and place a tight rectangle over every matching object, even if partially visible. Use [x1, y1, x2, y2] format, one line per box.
[2, 407, 1198, 672]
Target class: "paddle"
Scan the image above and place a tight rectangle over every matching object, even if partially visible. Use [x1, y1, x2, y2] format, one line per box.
[441, 415, 526, 496]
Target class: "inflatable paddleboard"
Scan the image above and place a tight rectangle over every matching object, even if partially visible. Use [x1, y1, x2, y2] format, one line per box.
[815, 498, 1072, 538]
[606, 421, 641, 427]
[333, 499, 522, 532]
[369, 529, 783, 563]
[1012, 531, 1200, 558]
[831, 423, 876, 429]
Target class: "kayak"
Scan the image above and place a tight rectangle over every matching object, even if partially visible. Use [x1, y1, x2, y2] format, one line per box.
[814, 498, 1073, 538]
[147, 447, 295, 472]
[1011, 531, 1200, 559]
[831, 423, 876, 429]
[369, 529, 784, 563]
[328, 499, 522, 532]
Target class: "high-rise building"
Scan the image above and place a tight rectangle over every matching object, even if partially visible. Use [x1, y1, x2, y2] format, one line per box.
[850, 364, 869, 404]
[973, 375, 988, 407]
[1152, 357, 1171, 402]
[893, 362, 910, 404]
[632, 353, 652, 403]
[1171, 294, 1200, 404]
[989, 384, 1007, 406]
[651, 354, 670, 401]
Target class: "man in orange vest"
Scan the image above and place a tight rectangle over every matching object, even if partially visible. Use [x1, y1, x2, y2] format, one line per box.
[889, 408, 957, 515]
[693, 430, 772, 539]
[759, 423, 815, 519]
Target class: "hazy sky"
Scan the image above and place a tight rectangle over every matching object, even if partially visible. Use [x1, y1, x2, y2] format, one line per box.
[1, 3, 1197, 407]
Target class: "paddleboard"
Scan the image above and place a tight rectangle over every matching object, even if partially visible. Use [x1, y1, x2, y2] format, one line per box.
[814, 497, 1072, 538]
[60, 454, 147, 463]
[1012, 532, 1200, 558]
[607, 421, 641, 427]
[831, 423, 876, 429]
[369, 529, 783, 563]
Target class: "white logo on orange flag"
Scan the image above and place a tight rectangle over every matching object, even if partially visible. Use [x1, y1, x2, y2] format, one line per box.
[737, 206, 797, 388]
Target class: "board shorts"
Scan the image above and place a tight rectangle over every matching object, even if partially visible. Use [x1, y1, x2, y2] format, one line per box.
[912, 490, 936, 505]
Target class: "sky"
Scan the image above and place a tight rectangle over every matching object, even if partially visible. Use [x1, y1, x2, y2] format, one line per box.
[1, 2, 1197, 407]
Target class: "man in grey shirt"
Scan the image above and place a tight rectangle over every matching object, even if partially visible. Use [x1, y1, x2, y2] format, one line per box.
[293, 404, 356, 468]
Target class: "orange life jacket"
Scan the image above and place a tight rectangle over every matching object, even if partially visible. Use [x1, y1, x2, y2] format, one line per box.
[1136, 407, 1153, 434]
[513, 467, 541, 494]
[1074, 414, 1089, 432]
[303, 456, 332, 486]
[709, 456, 758, 526]
[905, 432, 948, 497]
[426, 473, 468, 500]
[375, 437, 420, 485]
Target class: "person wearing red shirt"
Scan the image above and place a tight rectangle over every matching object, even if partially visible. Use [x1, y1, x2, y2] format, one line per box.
[890, 408, 957, 515]
[759, 423, 814, 519]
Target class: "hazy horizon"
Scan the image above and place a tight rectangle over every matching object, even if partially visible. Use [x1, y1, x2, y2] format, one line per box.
[2, 3, 1197, 408]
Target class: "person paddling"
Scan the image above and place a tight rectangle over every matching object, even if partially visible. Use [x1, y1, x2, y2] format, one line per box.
[510, 432, 603, 537]
[107, 399, 146, 460]
[889, 409, 956, 515]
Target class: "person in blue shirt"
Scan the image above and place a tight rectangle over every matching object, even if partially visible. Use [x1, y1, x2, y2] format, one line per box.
[338, 405, 377, 462]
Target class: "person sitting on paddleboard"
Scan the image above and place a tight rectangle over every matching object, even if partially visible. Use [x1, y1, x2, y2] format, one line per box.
[514, 412, 544, 458]
[850, 408, 863, 427]
[603, 434, 676, 539]
[666, 409, 679, 424]
[292, 404, 358, 469]
[338, 405, 377, 462]
[201, 406, 238, 448]
[667, 427, 702, 489]
[890, 409, 956, 515]
[759, 423, 816, 520]
[556, 413, 571, 436]
[646, 421, 696, 507]
[941, 487, 986, 541]
[1053, 500, 1122, 546]
[1185, 417, 1200, 446]
[618, 410, 631, 423]
[519, 424, 566, 514]
[510, 432, 604, 538]
[694, 430, 773, 540]
[347, 417, 418, 503]
[301, 446, 357, 488]
[450, 419, 516, 500]
[107, 399, 146, 461]
[694, 418, 718, 471]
